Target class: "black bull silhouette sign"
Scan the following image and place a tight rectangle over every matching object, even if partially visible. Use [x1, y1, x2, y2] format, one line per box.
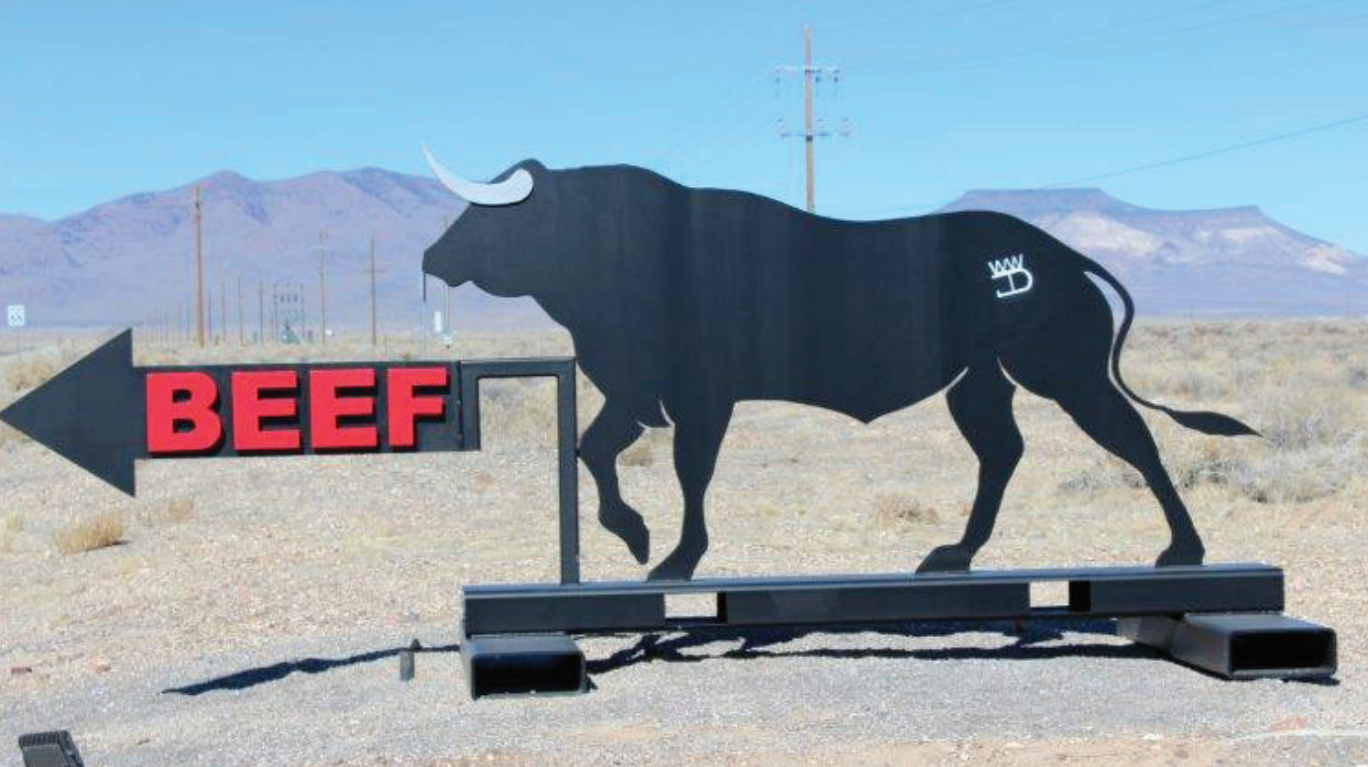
[422, 155, 1257, 581]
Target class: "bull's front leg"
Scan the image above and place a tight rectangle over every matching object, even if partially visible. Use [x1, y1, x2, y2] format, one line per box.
[648, 403, 734, 581]
[580, 400, 650, 564]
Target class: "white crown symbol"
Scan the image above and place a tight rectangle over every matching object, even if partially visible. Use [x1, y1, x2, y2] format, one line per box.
[986, 254, 1026, 279]
[986, 254, 1033, 299]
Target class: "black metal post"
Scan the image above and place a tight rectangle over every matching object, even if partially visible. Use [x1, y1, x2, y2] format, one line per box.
[460, 358, 580, 584]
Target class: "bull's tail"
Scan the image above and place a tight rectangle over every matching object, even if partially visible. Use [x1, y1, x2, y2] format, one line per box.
[1080, 256, 1259, 437]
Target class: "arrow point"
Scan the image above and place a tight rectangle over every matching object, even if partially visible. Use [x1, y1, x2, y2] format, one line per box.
[1, 329, 141, 496]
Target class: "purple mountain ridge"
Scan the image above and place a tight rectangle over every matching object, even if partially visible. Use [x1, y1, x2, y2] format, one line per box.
[1, 170, 1363, 330]
[940, 189, 1367, 317]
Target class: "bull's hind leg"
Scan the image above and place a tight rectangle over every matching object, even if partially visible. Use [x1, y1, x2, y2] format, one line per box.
[1001, 305, 1204, 567]
[580, 401, 650, 564]
[1050, 378, 1204, 566]
[917, 364, 1023, 573]
[648, 403, 733, 581]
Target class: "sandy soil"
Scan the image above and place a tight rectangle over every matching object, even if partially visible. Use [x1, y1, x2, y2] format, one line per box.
[1, 321, 1365, 765]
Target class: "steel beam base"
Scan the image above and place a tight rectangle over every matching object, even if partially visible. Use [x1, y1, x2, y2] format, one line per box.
[1119, 613, 1336, 680]
[457, 563, 1333, 697]
[463, 563, 1286, 636]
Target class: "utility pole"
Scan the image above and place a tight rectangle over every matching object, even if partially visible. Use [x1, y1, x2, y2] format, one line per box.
[258, 279, 265, 344]
[313, 231, 330, 345]
[194, 186, 206, 346]
[801, 27, 815, 211]
[220, 279, 227, 344]
[369, 235, 379, 346]
[775, 26, 849, 213]
[439, 215, 450, 337]
[237, 276, 245, 344]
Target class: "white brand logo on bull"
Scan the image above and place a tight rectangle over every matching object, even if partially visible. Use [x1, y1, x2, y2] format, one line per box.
[987, 254, 1033, 299]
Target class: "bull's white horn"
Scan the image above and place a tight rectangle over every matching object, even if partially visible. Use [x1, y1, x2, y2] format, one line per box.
[422, 146, 533, 206]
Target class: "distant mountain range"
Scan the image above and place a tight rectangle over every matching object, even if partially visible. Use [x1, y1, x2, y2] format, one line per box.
[940, 189, 1367, 316]
[1, 168, 1363, 330]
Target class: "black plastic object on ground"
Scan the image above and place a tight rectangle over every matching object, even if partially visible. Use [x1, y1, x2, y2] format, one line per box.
[17, 731, 85, 767]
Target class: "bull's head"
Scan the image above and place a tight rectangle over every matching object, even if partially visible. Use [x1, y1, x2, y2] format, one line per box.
[421, 148, 555, 300]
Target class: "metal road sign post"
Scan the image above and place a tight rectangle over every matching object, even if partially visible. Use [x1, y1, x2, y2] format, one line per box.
[5, 304, 22, 358]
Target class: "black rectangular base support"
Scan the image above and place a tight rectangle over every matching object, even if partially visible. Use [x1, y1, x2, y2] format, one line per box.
[458, 563, 1331, 697]
[463, 563, 1285, 635]
[1119, 613, 1337, 679]
[461, 631, 586, 699]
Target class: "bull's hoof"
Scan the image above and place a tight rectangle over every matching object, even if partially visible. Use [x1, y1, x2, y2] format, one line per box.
[599, 504, 650, 564]
[647, 544, 704, 582]
[916, 544, 973, 574]
[1154, 542, 1204, 568]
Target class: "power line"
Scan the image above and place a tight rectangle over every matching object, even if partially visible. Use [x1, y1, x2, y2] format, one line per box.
[648, 77, 769, 169]
[865, 0, 1338, 74]
[835, 107, 1368, 218]
[864, 0, 1223, 72]
[1040, 109, 1368, 188]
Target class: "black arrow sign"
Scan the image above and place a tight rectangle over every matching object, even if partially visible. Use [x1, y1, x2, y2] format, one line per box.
[1, 330, 143, 494]
[1, 330, 473, 495]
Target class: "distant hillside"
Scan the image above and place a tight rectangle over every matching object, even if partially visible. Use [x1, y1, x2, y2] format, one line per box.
[940, 189, 1367, 316]
[1, 170, 1364, 330]
[0, 168, 545, 331]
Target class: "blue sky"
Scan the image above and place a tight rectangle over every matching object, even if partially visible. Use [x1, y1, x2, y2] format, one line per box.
[3, 0, 1366, 251]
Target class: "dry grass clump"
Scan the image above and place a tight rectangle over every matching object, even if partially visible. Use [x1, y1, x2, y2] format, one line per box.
[1058, 321, 1368, 506]
[138, 497, 195, 526]
[1254, 396, 1359, 452]
[619, 428, 671, 468]
[2, 348, 74, 394]
[477, 379, 557, 449]
[0, 511, 22, 552]
[53, 511, 126, 555]
[619, 439, 655, 467]
[873, 493, 941, 527]
[1, 345, 86, 449]
[1346, 365, 1368, 391]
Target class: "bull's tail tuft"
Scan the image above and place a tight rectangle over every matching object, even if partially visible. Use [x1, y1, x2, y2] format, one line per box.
[1162, 408, 1260, 438]
[1080, 256, 1260, 438]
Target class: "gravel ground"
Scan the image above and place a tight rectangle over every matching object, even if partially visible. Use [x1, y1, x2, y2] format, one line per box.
[5, 620, 1364, 766]
[2, 325, 1365, 765]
